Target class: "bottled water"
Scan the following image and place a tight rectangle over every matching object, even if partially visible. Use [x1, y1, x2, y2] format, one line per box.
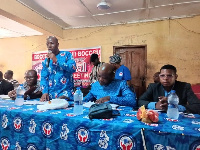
[167, 90, 179, 119]
[15, 84, 25, 106]
[73, 87, 83, 115]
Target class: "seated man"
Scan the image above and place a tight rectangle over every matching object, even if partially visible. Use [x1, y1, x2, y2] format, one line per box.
[8, 70, 42, 100]
[84, 63, 136, 107]
[153, 72, 160, 83]
[138, 64, 200, 114]
[4, 70, 19, 89]
[0, 71, 14, 95]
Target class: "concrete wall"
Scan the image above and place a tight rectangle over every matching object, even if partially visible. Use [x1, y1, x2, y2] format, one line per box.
[0, 15, 200, 85]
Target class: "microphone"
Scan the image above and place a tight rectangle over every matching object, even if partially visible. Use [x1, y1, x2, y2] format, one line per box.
[46, 50, 52, 67]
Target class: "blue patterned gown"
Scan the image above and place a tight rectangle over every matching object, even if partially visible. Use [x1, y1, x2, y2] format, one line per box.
[40, 51, 76, 100]
[84, 79, 136, 108]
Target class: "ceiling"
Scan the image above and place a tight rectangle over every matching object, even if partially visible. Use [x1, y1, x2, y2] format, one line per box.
[1, 0, 200, 38]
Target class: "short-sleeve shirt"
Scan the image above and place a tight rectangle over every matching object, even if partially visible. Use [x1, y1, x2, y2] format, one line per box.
[115, 65, 131, 81]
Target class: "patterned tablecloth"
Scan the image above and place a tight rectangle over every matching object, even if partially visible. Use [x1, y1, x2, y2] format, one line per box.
[0, 99, 200, 150]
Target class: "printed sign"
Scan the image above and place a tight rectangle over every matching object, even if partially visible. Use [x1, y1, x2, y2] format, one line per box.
[32, 46, 101, 87]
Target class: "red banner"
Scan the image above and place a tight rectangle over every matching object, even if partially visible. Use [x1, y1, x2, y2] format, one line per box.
[32, 46, 101, 88]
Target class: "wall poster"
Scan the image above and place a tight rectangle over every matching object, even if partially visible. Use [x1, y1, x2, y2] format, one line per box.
[32, 46, 101, 88]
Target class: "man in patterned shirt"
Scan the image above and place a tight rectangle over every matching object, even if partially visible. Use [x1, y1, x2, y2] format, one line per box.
[4, 70, 19, 89]
[8, 70, 42, 100]
[40, 36, 76, 101]
[89, 54, 104, 84]
[84, 63, 136, 107]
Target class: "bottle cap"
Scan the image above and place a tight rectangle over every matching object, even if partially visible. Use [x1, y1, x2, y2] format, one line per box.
[171, 90, 176, 93]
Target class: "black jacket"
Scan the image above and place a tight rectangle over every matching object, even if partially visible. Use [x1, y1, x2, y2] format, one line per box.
[138, 81, 200, 114]
[0, 79, 14, 95]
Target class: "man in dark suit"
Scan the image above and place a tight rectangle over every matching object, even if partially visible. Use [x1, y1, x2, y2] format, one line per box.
[0, 71, 14, 95]
[138, 64, 200, 114]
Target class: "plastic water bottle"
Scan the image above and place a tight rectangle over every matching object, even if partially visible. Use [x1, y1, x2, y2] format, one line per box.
[167, 90, 179, 119]
[15, 84, 25, 106]
[73, 87, 83, 115]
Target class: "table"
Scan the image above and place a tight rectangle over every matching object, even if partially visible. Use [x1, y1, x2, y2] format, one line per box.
[0, 99, 200, 150]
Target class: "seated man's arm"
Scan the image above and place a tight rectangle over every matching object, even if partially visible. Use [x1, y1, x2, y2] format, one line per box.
[138, 84, 156, 109]
[109, 81, 136, 108]
[83, 85, 96, 102]
[5, 82, 14, 95]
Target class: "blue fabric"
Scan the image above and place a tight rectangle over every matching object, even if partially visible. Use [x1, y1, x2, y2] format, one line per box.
[115, 65, 131, 81]
[40, 51, 76, 100]
[0, 99, 200, 150]
[84, 79, 136, 108]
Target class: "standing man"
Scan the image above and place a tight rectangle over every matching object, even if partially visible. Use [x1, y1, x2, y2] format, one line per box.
[4, 70, 19, 89]
[90, 54, 104, 84]
[40, 36, 76, 101]
[109, 54, 132, 86]
[138, 64, 200, 114]
[0, 71, 14, 95]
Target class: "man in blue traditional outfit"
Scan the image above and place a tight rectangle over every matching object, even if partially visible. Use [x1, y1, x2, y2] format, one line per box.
[84, 63, 136, 107]
[40, 36, 76, 101]
[109, 54, 132, 86]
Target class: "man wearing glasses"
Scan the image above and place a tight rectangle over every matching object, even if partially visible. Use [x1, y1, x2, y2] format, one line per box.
[138, 64, 200, 114]
[8, 70, 42, 100]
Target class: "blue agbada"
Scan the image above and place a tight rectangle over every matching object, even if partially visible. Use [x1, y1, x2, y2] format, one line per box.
[84, 79, 136, 108]
[40, 51, 76, 100]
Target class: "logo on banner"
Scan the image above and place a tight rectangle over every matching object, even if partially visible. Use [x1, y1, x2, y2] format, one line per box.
[13, 117, 23, 131]
[0, 137, 10, 150]
[42, 122, 53, 137]
[15, 141, 21, 150]
[2, 114, 8, 128]
[190, 140, 200, 150]
[118, 134, 136, 150]
[29, 119, 37, 133]
[98, 130, 109, 149]
[75, 126, 90, 145]
[60, 123, 69, 140]
[27, 144, 38, 150]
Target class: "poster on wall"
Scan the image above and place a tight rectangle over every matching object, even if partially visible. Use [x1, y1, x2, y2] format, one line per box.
[32, 46, 101, 88]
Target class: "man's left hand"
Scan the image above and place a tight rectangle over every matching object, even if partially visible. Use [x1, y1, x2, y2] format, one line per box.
[95, 96, 110, 104]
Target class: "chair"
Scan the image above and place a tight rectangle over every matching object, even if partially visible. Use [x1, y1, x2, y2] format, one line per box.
[191, 83, 200, 100]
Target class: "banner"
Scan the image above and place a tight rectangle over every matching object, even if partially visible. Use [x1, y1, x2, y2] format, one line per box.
[32, 46, 101, 88]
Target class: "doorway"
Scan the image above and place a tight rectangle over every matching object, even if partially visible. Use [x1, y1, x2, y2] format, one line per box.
[113, 45, 147, 99]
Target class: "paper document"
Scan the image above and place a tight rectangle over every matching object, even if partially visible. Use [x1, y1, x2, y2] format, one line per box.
[83, 101, 119, 109]
[0, 95, 11, 99]
[24, 100, 47, 105]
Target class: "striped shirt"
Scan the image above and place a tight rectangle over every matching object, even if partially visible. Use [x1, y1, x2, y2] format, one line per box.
[90, 62, 104, 84]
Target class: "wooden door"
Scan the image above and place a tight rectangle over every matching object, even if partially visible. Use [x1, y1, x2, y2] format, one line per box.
[113, 45, 147, 99]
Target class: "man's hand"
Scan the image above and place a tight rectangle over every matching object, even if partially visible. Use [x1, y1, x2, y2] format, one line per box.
[95, 96, 110, 104]
[40, 93, 50, 102]
[155, 96, 168, 111]
[8, 90, 16, 100]
[47, 53, 57, 63]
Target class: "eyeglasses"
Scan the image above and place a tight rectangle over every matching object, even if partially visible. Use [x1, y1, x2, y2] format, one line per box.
[24, 76, 36, 80]
[159, 74, 174, 78]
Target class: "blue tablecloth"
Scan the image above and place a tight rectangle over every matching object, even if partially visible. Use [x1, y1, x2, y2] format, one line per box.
[0, 99, 200, 150]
